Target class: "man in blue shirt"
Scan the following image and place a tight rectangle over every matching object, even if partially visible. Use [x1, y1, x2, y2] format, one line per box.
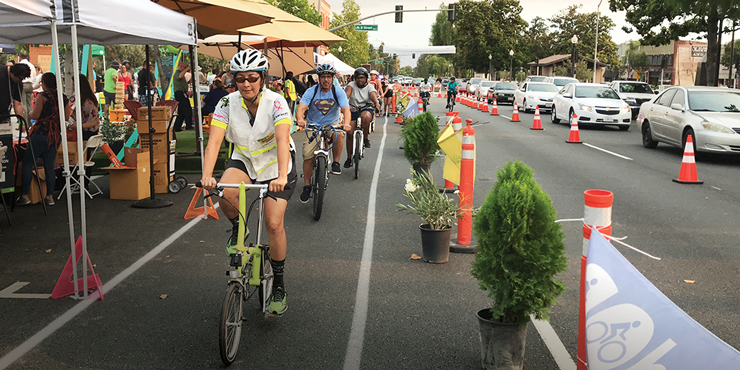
[295, 64, 351, 203]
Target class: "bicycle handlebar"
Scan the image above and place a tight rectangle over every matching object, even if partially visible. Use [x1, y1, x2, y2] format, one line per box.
[195, 181, 275, 201]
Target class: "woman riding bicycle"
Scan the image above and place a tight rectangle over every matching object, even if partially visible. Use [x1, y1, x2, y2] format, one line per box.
[446, 76, 459, 110]
[201, 49, 297, 316]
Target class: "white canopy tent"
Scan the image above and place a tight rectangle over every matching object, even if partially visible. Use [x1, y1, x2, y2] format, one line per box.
[315, 53, 354, 75]
[0, 0, 197, 305]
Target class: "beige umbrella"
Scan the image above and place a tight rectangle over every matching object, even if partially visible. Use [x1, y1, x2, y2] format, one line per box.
[153, 0, 274, 38]
[238, 4, 344, 47]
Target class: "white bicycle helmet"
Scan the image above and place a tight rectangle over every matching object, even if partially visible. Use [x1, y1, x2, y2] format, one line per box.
[370, 70, 379, 75]
[230, 49, 269, 74]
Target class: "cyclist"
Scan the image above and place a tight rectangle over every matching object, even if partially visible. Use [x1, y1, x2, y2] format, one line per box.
[295, 63, 351, 202]
[344, 67, 381, 168]
[419, 78, 432, 105]
[201, 49, 297, 316]
[446, 76, 458, 110]
[369, 70, 384, 115]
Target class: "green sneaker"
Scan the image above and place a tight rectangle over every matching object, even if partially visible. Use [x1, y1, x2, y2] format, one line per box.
[269, 287, 287, 315]
[225, 224, 249, 255]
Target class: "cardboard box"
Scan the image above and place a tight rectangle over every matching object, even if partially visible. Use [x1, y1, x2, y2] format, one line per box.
[14, 166, 46, 204]
[55, 141, 86, 166]
[152, 162, 174, 194]
[124, 147, 148, 167]
[139, 134, 170, 157]
[107, 151, 151, 200]
[0, 135, 13, 190]
[138, 106, 173, 122]
[136, 118, 169, 135]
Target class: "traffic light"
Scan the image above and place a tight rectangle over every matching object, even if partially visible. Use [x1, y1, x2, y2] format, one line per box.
[448, 3, 456, 22]
[395, 5, 403, 23]
[412, 53, 416, 59]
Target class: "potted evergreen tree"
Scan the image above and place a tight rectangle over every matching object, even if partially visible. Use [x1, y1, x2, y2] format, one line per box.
[397, 170, 459, 263]
[471, 160, 567, 370]
[399, 112, 440, 175]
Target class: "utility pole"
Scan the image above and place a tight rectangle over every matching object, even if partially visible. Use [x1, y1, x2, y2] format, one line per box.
[593, 0, 602, 83]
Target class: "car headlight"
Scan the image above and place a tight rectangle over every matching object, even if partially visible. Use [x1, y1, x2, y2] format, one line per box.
[624, 98, 637, 105]
[579, 104, 593, 112]
[701, 122, 736, 134]
[621, 106, 631, 113]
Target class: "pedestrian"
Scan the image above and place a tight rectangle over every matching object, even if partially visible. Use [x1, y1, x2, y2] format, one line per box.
[200, 79, 228, 117]
[32, 65, 43, 98]
[102, 60, 119, 118]
[1, 63, 30, 125]
[173, 62, 193, 131]
[137, 61, 156, 107]
[18, 52, 36, 125]
[283, 71, 297, 112]
[119, 64, 132, 101]
[17, 72, 69, 206]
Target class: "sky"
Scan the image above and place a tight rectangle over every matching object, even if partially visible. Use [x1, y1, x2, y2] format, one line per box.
[322, 0, 640, 68]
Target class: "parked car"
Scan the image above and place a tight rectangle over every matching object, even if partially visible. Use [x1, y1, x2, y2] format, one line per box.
[513, 82, 560, 112]
[413, 77, 424, 86]
[467, 77, 486, 95]
[524, 75, 547, 83]
[441, 78, 450, 89]
[610, 80, 658, 119]
[551, 83, 632, 130]
[543, 76, 579, 88]
[477, 81, 496, 100]
[457, 81, 468, 94]
[487, 82, 517, 105]
[403, 77, 414, 86]
[638, 86, 740, 154]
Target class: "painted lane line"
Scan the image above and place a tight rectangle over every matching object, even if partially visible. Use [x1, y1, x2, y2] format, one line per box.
[582, 143, 633, 161]
[343, 117, 387, 370]
[531, 317, 577, 370]
[500, 115, 512, 120]
[0, 215, 205, 370]
[0, 282, 51, 299]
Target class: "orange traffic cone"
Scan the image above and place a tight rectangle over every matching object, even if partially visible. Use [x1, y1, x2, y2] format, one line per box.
[395, 114, 403, 124]
[673, 135, 703, 184]
[491, 99, 499, 115]
[184, 188, 220, 220]
[511, 102, 520, 122]
[531, 106, 543, 130]
[566, 113, 582, 143]
[483, 101, 489, 113]
[455, 94, 460, 103]
[418, 98, 424, 112]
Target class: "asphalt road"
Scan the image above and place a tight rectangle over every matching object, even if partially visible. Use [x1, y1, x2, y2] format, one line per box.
[1, 95, 739, 370]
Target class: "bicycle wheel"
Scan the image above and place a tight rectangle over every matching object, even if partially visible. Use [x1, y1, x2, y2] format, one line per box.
[219, 282, 243, 366]
[353, 131, 362, 179]
[312, 155, 326, 221]
[258, 247, 274, 313]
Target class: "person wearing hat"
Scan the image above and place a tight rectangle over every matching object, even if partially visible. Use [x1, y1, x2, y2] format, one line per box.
[103, 60, 120, 118]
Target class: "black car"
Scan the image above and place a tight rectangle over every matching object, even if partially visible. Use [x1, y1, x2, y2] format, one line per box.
[487, 82, 517, 105]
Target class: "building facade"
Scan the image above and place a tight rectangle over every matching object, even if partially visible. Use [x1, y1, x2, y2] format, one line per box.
[617, 40, 707, 87]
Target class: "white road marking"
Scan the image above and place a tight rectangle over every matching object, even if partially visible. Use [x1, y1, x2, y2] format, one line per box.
[0, 215, 205, 370]
[531, 317, 577, 370]
[711, 186, 721, 191]
[343, 117, 387, 370]
[0, 282, 51, 299]
[583, 143, 633, 161]
[500, 115, 512, 120]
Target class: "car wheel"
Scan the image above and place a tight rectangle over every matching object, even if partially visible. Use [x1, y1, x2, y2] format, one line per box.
[682, 128, 698, 155]
[550, 107, 560, 123]
[642, 121, 658, 148]
[523, 99, 530, 113]
[568, 109, 575, 126]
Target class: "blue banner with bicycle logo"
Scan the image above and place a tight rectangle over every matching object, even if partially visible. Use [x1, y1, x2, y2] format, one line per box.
[585, 229, 740, 369]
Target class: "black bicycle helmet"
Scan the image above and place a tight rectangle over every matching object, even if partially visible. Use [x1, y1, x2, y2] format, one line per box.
[354, 67, 369, 79]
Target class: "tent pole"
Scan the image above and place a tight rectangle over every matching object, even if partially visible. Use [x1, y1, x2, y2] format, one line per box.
[131, 45, 172, 209]
[51, 18, 79, 300]
[70, 21, 90, 299]
[193, 42, 207, 218]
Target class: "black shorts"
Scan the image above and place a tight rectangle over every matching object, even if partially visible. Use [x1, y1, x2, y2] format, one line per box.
[384, 89, 393, 98]
[103, 91, 116, 106]
[351, 108, 375, 121]
[225, 152, 297, 200]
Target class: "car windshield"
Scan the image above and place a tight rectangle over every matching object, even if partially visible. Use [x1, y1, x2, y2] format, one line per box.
[481, 81, 494, 87]
[688, 91, 740, 112]
[469, 78, 483, 85]
[529, 84, 560, 92]
[529, 76, 546, 82]
[553, 78, 578, 86]
[496, 84, 517, 90]
[575, 86, 620, 99]
[619, 83, 653, 94]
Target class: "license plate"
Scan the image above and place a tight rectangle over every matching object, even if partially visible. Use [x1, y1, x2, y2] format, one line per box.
[507, 97, 513, 101]
[545, 103, 552, 108]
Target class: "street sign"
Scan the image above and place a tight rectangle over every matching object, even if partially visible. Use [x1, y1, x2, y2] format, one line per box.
[375, 61, 383, 64]
[354, 24, 378, 31]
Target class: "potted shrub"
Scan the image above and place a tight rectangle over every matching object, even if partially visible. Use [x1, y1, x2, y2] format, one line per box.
[399, 112, 440, 175]
[99, 116, 133, 154]
[397, 170, 459, 263]
[471, 160, 567, 369]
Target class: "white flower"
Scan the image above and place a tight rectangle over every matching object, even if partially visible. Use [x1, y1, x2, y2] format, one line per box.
[404, 179, 418, 193]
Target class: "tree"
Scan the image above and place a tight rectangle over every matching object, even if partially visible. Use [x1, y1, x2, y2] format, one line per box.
[265, 0, 321, 25]
[417, 54, 451, 78]
[548, 5, 619, 67]
[328, 0, 368, 68]
[399, 66, 414, 76]
[523, 17, 552, 76]
[721, 38, 740, 85]
[610, 0, 740, 86]
[552, 59, 592, 81]
[620, 41, 650, 81]
[429, 2, 458, 73]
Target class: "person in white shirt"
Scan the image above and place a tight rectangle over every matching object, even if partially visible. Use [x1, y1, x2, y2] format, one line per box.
[18, 53, 36, 124]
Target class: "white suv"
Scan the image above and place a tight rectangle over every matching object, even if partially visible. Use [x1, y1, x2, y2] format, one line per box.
[609, 80, 658, 119]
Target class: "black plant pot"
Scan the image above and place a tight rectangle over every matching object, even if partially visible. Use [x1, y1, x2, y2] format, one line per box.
[419, 224, 451, 263]
[412, 163, 430, 177]
[476, 309, 527, 370]
[107, 140, 124, 157]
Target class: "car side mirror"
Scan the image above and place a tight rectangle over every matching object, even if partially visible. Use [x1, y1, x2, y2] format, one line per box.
[563, 93, 572, 99]
[654, 91, 660, 95]
[670, 103, 683, 111]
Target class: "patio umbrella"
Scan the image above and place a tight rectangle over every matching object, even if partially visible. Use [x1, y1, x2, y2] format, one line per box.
[153, 0, 274, 38]
[238, 5, 343, 47]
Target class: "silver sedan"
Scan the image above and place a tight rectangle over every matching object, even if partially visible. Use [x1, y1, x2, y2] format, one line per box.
[638, 86, 740, 154]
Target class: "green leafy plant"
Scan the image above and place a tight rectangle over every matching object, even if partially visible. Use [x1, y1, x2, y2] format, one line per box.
[399, 112, 440, 166]
[99, 116, 133, 144]
[471, 160, 567, 326]
[397, 170, 459, 230]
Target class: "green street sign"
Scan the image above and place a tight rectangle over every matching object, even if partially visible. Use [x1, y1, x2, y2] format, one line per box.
[375, 61, 383, 64]
[354, 24, 378, 31]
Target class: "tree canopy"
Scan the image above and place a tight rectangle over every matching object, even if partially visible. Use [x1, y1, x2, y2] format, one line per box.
[548, 5, 619, 67]
[266, 0, 321, 25]
[328, 0, 368, 68]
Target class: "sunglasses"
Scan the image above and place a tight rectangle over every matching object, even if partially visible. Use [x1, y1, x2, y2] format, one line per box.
[235, 75, 261, 84]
